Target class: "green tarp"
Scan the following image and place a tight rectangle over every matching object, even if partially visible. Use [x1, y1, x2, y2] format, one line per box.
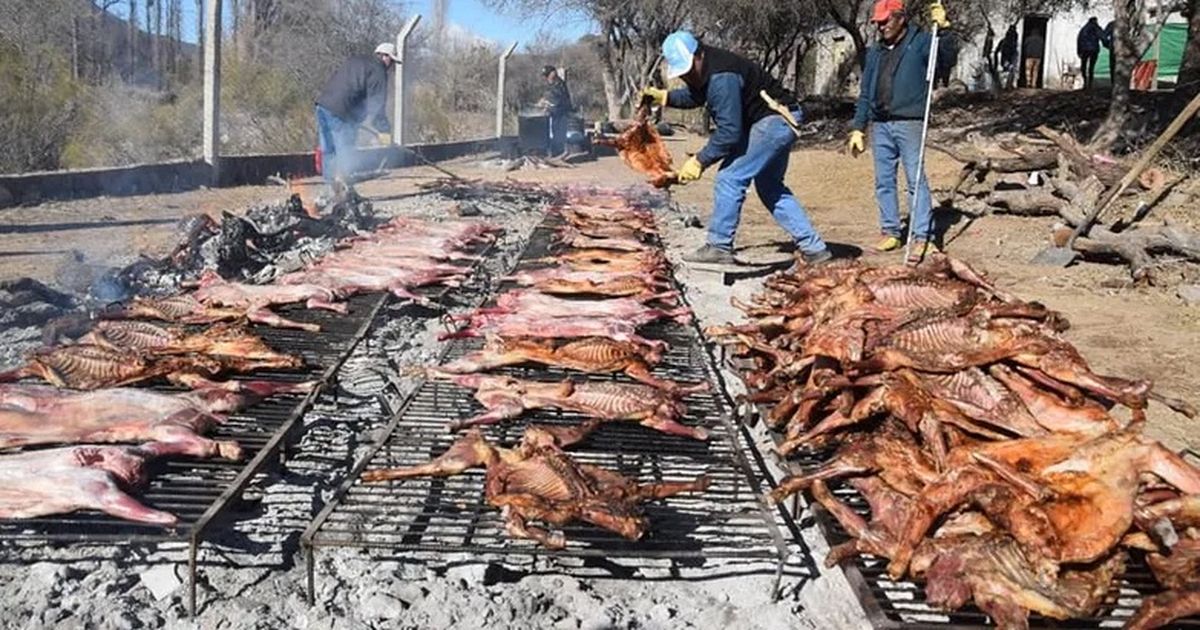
[1095, 22, 1187, 79]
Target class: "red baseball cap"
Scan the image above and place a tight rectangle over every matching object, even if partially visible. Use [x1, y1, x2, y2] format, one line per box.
[871, 0, 904, 23]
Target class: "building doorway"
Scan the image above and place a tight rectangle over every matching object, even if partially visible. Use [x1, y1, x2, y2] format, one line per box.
[1019, 16, 1049, 88]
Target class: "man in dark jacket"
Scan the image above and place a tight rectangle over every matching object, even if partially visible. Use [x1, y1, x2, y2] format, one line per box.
[315, 43, 395, 184]
[538, 66, 573, 157]
[998, 24, 1019, 89]
[1077, 17, 1103, 89]
[848, 0, 949, 263]
[639, 31, 831, 267]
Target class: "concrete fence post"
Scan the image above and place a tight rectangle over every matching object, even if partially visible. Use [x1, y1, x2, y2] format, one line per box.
[393, 14, 422, 147]
[495, 41, 518, 137]
[202, 0, 222, 185]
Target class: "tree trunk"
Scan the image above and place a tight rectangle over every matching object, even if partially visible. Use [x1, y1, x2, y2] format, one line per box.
[1091, 0, 1138, 150]
[195, 0, 204, 81]
[128, 0, 137, 80]
[1179, 0, 1200, 100]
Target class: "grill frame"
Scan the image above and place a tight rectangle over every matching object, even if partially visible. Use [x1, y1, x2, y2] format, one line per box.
[302, 205, 798, 603]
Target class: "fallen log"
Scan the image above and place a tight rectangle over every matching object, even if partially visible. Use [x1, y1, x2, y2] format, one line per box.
[928, 142, 1058, 173]
[987, 189, 1066, 216]
[1035, 125, 1124, 187]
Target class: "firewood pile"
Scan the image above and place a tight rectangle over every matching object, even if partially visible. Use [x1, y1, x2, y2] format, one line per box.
[933, 125, 1199, 284]
[707, 255, 1200, 629]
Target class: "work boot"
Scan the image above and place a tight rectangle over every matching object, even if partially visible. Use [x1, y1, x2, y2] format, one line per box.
[683, 244, 737, 266]
[906, 240, 941, 266]
[787, 248, 834, 273]
[874, 234, 902, 252]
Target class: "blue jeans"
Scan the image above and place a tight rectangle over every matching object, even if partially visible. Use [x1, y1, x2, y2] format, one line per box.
[315, 105, 359, 184]
[548, 114, 568, 155]
[709, 111, 826, 255]
[872, 119, 934, 241]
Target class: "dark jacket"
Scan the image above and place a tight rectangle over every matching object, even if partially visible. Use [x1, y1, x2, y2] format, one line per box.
[543, 78, 573, 117]
[853, 28, 946, 131]
[1078, 21, 1103, 55]
[316, 55, 391, 132]
[999, 28, 1019, 65]
[666, 46, 797, 167]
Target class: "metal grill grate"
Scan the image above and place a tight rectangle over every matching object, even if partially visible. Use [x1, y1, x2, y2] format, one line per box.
[0, 291, 388, 545]
[303, 206, 795, 600]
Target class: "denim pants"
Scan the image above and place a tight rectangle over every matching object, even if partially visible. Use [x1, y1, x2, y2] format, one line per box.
[315, 105, 359, 184]
[872, 119, 934, 242]
[548, 114, 568, 155]
[709, 112, 826, 255]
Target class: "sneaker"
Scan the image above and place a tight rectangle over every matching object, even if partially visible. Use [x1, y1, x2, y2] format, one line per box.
[874, 234, 902, 252]
[682, 244, 737, 265]
[905, 240, 941, 265]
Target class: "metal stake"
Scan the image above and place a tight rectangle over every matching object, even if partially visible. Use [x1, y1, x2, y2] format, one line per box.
[903, 23, 939, 265]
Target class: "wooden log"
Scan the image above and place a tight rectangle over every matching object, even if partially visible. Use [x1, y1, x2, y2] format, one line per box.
[987, 189, 1066, 215]
[1034, 125, 1123, 186]
[928, 142, 1058, 173]
[1073, 223, 1200, 282]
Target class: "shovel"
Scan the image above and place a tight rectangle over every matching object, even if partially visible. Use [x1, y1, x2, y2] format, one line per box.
[1031, 89, 1200, 266]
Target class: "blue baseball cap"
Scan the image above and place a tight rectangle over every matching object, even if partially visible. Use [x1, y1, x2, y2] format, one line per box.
[662, 31, 699, 79]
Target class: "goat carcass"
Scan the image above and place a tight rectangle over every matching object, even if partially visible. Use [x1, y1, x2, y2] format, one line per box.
[0, 441, 200, 525]
[504, 268, 669, 299]
[439, 336, 706, 393]
[81, 321, 301, 370]
[362, 425, 707, 548]
[431, 372, 708, 440]
[593, 120, 676, 188]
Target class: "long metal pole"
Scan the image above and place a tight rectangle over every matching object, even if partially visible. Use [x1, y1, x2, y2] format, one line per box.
[495, 41, 518, 137]
[903, 23, 939, 264]
[393, 14, 421, 147]
[202, 0, 222, 186]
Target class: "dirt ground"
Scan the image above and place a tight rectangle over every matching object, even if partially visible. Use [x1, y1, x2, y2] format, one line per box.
[1, 138, 1196, 450]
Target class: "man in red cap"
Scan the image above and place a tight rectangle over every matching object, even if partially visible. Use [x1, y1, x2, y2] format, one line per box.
[848, 0, 949, 264]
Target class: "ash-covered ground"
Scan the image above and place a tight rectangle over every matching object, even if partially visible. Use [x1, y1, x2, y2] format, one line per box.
[0, 187, 868, 630]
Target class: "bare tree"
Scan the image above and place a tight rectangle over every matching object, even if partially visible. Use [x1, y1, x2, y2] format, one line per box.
[1092, 0, 1142, 149]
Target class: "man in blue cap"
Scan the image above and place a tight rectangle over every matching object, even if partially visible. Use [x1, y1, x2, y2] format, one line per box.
[640, 32, 832, 267]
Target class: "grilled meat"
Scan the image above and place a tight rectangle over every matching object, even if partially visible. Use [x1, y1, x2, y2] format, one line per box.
[442, 311, 669, 351]
[81, 321, 301, 370]
[362, 425, 708, 548]
[464, 289, 686, 322]
[530, 249, 667, 274]
[593, 120, 676, 188]
[0, 441, 200, 525]
[439, 336, 707, 393]
[911, 534, 1125, 629]
[504, 268, 670, 299]
[431, 372, 708, 440]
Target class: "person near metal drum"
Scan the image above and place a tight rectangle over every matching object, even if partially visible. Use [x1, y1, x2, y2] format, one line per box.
[537, 65, 574, 158]
[846, 0, 950, 264]
[314, 43, 395, 185]
[639, 31, 832, 268]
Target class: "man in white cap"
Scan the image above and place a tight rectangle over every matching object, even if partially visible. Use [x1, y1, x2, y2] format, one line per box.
[314, 43, 396, 184]
[640, 31, 831, 267]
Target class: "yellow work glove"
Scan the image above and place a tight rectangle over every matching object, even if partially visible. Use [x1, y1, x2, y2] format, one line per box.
[847, 130, 866, 157]
[377, 131, 392, 146]
[929, 2, 950, 28]
[639, 86, 668, 108]
[676, 156, 704, 183]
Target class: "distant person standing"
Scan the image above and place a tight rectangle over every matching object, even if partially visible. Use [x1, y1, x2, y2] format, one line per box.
[998, 24, 1019, 89]
[1023, 28, 1045, 88]
[537, 66, 574, 158]
[315, 44, 395, 185]
[934, 29, 959, 88]
[1077, 17, 1104, 89]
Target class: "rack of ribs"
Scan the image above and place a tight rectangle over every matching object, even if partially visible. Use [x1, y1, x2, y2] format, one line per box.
[361, 425, 708, 548]
[81, 320, 301, 371]
[429, 372, 708, 440]
[438, 336, 707, 393]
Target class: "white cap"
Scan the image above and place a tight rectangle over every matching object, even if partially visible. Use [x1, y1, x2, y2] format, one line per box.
[374, 43, 398, 60]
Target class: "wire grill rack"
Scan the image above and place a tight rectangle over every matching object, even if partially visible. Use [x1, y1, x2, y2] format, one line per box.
[303, 203, 795, 601]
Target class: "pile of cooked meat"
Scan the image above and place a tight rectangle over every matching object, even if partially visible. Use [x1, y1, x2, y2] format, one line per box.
[708, 255, 1200, 629]
[366, 191, 710, 547]
[0, 216, 499, 527]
